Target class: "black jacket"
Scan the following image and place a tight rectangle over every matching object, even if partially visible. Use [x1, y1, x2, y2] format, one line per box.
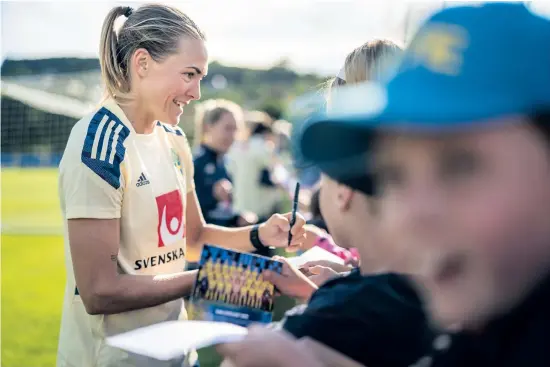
[282, 271, 431, 366]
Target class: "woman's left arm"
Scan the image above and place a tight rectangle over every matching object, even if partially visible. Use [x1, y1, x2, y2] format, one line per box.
[185, 190, 306, 258]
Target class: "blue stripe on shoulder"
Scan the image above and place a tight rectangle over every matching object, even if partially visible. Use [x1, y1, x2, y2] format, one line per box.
[81, 107, 130, 189]
[157, 121, 183, 136]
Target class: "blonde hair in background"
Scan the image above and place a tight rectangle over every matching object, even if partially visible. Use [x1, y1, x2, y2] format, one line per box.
[325, 39, 403, 108]
[99, 4, 206, 103]
[193, 99, 245, 146]
[344, 39, 403, 84]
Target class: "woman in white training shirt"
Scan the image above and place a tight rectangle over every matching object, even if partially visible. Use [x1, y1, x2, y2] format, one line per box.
[57, 5, 306, 367]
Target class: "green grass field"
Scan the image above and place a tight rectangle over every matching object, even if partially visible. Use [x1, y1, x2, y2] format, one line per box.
[2, 168, 64, 367]
[1, 168, 295, 367]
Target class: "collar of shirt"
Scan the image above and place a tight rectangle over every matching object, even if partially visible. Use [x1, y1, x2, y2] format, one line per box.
[201, 144, 227, 164]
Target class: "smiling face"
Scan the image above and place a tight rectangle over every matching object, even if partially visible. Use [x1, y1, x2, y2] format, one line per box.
[133, 37, 208, 125]
[374, 119, 550, 330]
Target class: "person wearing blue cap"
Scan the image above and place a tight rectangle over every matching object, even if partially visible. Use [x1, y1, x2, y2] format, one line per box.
[217, 3, 550, 366]
[300, 2, 550, 366]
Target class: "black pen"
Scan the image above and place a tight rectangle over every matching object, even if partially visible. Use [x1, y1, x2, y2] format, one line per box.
[288, 182, 301, 246]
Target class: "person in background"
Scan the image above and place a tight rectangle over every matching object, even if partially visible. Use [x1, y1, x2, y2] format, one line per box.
[228, 111, 280, 221]
[270, 119, 297, 197]
[243, 110, 274, 139]
[272, 119, 292, 158]
[57, 5, 307, 367]
[192, 99, 257, 228]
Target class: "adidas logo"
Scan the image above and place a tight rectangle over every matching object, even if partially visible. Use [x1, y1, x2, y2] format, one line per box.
[136, 172, 150, 187]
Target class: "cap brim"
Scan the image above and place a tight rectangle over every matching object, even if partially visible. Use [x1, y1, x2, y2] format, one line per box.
[298, 80, 537, 190]
[298, 114, 376, 195]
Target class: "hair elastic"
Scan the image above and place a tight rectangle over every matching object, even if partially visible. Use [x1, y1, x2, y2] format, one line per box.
[124, 7, 133, 18]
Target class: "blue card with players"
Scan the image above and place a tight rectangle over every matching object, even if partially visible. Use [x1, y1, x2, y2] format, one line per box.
[188, 245, 283, 327]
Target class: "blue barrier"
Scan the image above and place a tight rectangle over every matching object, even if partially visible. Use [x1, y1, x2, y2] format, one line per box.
[1, 153, 63, 167]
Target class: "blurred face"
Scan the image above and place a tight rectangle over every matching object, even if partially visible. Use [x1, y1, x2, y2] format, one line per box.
[205, 111, 239, 154]
[374, 119, 550, 330]
[134, 37, 208, 125]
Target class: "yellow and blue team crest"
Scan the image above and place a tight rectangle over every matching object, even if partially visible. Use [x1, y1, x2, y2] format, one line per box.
[408, 22, 469, 76]
[171, 148, 183, 174]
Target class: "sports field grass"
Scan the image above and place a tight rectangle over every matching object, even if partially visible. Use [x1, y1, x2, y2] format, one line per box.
[2, 168, 65, 367]
[1, 168, 295, 367]
[2, 234, 66, 367]
[2, 168, 63, 235]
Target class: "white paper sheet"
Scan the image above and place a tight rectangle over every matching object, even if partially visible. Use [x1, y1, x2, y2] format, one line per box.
[287, 246, 345, 269]
[106, 320, 247, 361]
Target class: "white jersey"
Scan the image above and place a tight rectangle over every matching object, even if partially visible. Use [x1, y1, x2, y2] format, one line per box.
[227, 136, 279, 217]
[57, 99, 197, 367]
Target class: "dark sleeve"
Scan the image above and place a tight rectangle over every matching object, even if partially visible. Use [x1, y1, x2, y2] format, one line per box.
[193, 156, 216, 218]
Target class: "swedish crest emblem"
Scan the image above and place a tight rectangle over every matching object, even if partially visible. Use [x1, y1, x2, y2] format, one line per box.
[171, 149, 183, 174]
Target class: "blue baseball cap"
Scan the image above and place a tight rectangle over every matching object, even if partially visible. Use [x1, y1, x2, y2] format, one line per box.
[299, 2, 550, 194]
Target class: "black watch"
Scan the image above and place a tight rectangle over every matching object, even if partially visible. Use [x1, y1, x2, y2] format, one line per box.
[250, 224, 268, 251]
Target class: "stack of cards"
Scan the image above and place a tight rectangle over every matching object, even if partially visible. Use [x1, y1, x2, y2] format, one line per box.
[187, 245, 283, 327]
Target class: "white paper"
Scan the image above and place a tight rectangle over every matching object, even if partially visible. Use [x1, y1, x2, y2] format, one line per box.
[106, 320, 247, 361]
[287, 246, 345, 269]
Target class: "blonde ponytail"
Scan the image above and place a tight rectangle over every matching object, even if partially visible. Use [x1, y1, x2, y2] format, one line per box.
[99, 6, 131, 101]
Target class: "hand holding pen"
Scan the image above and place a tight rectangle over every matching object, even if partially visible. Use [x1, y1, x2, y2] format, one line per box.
[254, 182, 305, 250]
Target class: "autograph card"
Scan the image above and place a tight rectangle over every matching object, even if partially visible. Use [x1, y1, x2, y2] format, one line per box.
[188, 245, 283, 327]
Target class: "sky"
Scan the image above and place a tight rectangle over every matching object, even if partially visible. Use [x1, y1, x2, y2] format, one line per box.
[4, 1, 550, 74]
[0, 0, 450, 75]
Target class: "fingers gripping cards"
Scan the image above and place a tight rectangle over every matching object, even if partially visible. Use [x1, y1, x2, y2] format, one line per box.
[188, 245, 283, 326]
